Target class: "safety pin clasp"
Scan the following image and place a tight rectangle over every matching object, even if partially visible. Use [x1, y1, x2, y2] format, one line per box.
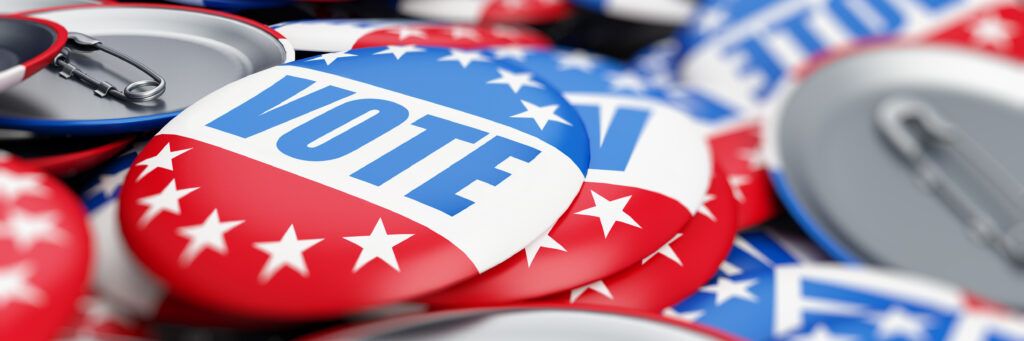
[52, 32, 166, 103]
[876, 96, 1024, 267]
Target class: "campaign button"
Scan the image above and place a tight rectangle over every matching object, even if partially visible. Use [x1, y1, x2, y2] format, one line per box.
[117, 46, 589, 320]
[0, 154, 90, 340]
[303, 304, 739, 340]
[397, 0, 572, 25]
[672, 0, 1006, 229]
[423, 48, 712, 307]
[272, 19, 551, 54]
[666, 263, 1022, 340]
[571, 0, 696, 27]
[0, 4, 294, 136]
[764, 31, 1024, 308]
[0, 16, 66, 94]
[544, 166, 736, 311]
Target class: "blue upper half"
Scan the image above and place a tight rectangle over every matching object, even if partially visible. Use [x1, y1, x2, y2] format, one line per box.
[291, 46, 590, 173]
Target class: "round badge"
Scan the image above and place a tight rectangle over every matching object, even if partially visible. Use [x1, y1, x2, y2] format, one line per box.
[763, 9, 1024, 309]
[668, 263, 1023, 340]
[118, 46, 589, 319]
[397, 0, 572, 25]
[571, 0, 696, 27]
[671, 0, 998, 229]
[272, 19, 552, 54]
[423, 48, 712, 307]
[544, 166, 736, 311]
[0, 0, 114, 14]
[0, 16, 66, 94]
[303, 305, 739, 340]
[0, 4, 294, 136]
[0, 154, 90, 340]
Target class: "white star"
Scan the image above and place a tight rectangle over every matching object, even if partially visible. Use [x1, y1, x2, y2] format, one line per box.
[136, 179, 198, 227]
[662, 307, 705, 322]
[449, 26, 481, 41]
[311, 52, 356, 65]
[491, 46, 529, 61]
[569, 280, 613, 303]
[438, 49, 490, 68]
[868, 305, 934, 341]
[642, 233, 683, 265]
[0, 262, 45, 308]
[738, 147, 765, 171]
[177, 209, 245, 267]
[523, 233, 566, 267]
[699, 276, 758, 306]
[606, 71, 648, 93]
[253, 225, 323, 284]
[0, 210, 67, 252]
[374, 45, 425, 60]
[574, 191, 641, 238]
[511, 100, 571, 130]
[84, 168, 128, 198]
[727, 174, 751, 203]
[790, 323, 857, 341]
[343, 219, 414, 273]
[390, 26, 427, 41]
[487, 68, 544, 93]
[0, 169, 46, 201]
[134, 143, 190, 182]
[696, 194, 718, 222]
[557, 49, 598, 73]
[970, 15, 1018, 50]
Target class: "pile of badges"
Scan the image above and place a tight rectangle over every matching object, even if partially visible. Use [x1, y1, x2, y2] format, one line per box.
[1, 0, 1023, 340]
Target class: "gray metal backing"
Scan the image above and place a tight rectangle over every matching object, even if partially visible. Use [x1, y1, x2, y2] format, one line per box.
[777, 44, 1024, 307]
[0, 6, 287, 123]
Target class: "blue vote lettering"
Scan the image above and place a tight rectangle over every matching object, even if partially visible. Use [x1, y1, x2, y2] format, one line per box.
[722, 0, 962, 101]
[208, 75, 540, 216]
[408, 136, 540, 216]
[575, 104, 649, 172]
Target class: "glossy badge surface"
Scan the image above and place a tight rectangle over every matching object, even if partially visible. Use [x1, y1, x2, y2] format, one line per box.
[118, 46, 590, 320]
[670, 0, 1005, 229]
[272, 19, 552, 54]
[544, 167, 736, 311]
[0, 4, 293, 136]
[0, 154, 90, 340]
[764, 6, 1024, 309]
[424, 48, 713, 307]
